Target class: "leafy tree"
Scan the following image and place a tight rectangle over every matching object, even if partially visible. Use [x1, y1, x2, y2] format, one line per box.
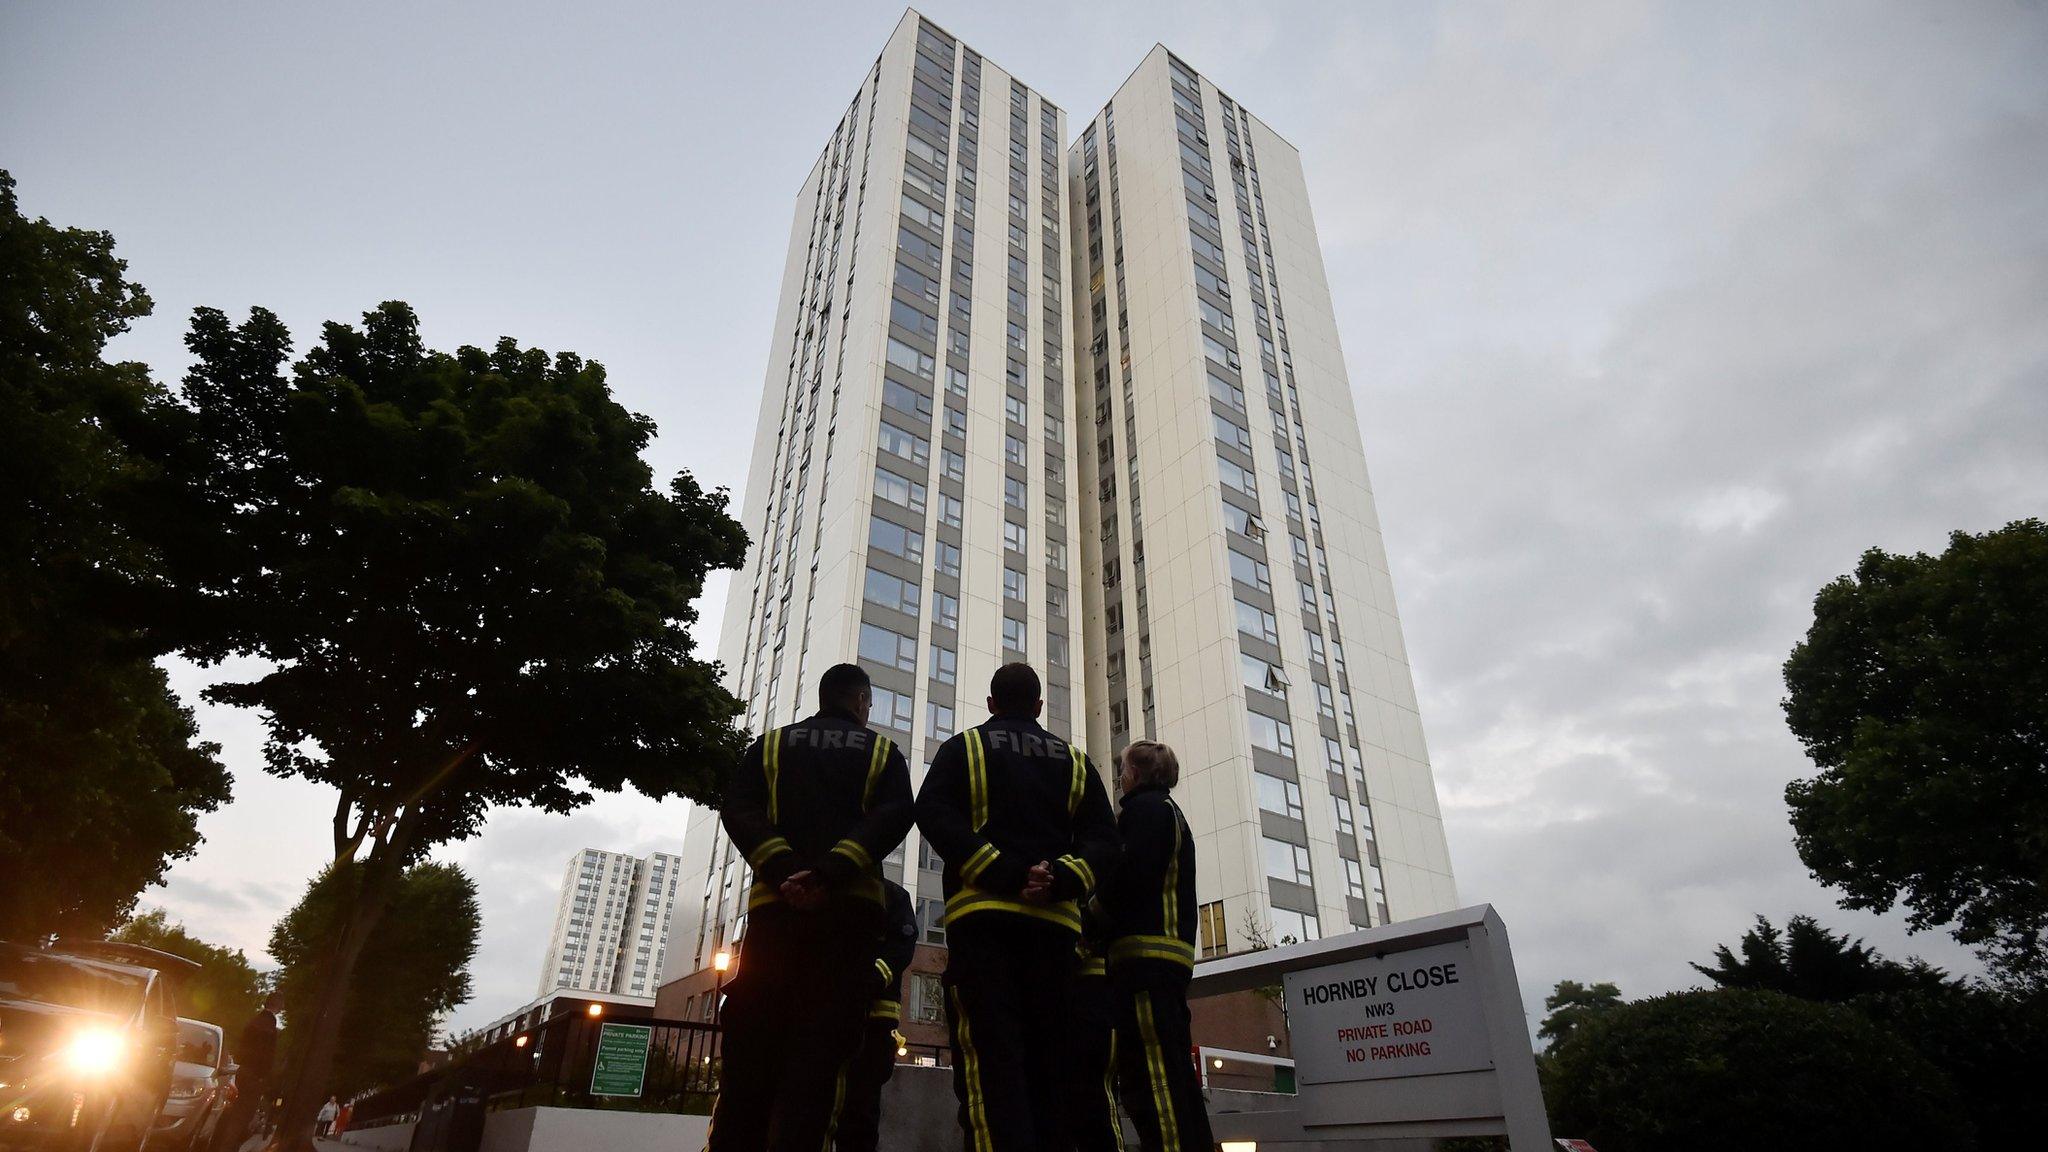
[136, 301, 748, 1147]
[1690, 914, 1952, 1002]
[1784, 519, 2048, 981]
[270, 861, 479, 1098]
[1544, 989, 1965, 1152]
[1852, 983, 2048, 1148]
[1537, 979, 1621, 1051]
[111, 908, 268, 1025]
[0, 169, 230, 942]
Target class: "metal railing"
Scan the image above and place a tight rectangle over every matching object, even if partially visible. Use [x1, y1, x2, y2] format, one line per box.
[348, 1011, 722, 1129]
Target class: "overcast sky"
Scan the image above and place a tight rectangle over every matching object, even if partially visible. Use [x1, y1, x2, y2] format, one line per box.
[5, 0, 2044, 1038]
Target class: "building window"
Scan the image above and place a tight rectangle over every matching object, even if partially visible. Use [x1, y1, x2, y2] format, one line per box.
[1247, 711, 1295, 759]
[1004, 521, 1028, 553]
[870, 516, 925, 563]
[1002, 617, 1026, 655]
[1269, 908, 1320, 945]
[941, 448, 966, 482]
[863, 568, 920, 618]
[1197, 901, 1228, 959]
[1004, 567, 1025, 602]
[1005, 434, 1027, 466]
[928, 702, 956, 741]
[871, 685, 914, 733]
[1345, 858, 1367, 900]
[1005, 476, 1027, 510]
[930, 645, 957, 685]
[934, 591, 959, 630]
[875, 466, 927, 514]
[911, 971, 946, 1019]
[859, 623, 918, 673]
[1234, 599, 1279, 644]
[935, 541, 961, 577]
[1262, 836, 1313, 887]
[879, 424, 931, 467]
[939, 493, 963, 528]
[917, 902, 948, 947]
[1255, 772, 1303, 821]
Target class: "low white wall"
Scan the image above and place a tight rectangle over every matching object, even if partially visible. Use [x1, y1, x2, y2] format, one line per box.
[337, 1121, 416, 1151]
[481, 1106, 710, 1152]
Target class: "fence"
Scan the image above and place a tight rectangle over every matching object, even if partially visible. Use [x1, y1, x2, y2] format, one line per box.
[348, 1011, 722, 1130]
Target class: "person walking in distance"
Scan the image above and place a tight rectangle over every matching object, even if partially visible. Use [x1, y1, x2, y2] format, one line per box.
[212, 991, 281, 1152]
[707, 663, 916, 1152]
[835, 879, 920, 1152]
[916, 663, 1121, 1152]
[1101, 742, 1213, 1152]
[315, 1096, 339, 1137]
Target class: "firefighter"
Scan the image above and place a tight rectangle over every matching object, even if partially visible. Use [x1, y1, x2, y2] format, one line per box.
[1064, 902, 1122, 1152]
[1102, 741, 1213, 1152]
[708, 663, 915, 1152]
[916, 662, 1121, 1152]
[835, 879, 920, 1152]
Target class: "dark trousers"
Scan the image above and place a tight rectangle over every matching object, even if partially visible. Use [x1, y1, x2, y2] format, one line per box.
[211, 1079, 265, 1152]
[707, 907, 875, 1152]
[834, 1018, 900, 1152]
[1064, 973, 1121, 1152]
[944, 917, 1077, 1152]
[1113, 966, 1212, 1152]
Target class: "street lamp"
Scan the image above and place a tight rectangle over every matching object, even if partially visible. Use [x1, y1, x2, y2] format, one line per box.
[711, 951, 731, 1028]
[586, 1002, 604, 1018]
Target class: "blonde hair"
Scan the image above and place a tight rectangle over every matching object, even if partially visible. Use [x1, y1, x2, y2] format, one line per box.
[1121, 740, 1180, 789]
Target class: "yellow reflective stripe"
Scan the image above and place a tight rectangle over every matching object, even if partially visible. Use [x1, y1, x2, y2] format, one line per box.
[1057, 854, 1096, 893]
[868, 999, 902, 1021]
[820, 1059, 848, 1152]
[747, 880, 781, 911]
[746, 836, 792, 869]
[1109, 935, 1196, 969]
[960, 843, 1000, 884]
[1108, 1028, 1125, 1152]
[831, 838, 875, 870]
[966, 729, 989, 831]
[1068, 746, 1086, 815]
[1079, 956, 1107, 978]
[1162, 802, 1183, 939]
[875, 958, 894, 985]
[863, 736, 891, 810]
[1136, 991, 1182, 1152]
[764, 729, 783, 824]
[943, 889, 1083, 933]
[951, 987, 993, 1152]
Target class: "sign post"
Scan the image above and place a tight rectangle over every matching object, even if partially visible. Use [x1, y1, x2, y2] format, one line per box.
[1189, 904, 1551, 1150]
[588, 1022, 653, 1098]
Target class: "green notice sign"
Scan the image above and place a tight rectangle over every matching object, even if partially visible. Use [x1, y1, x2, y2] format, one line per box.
[589, 1023, 652, 1097]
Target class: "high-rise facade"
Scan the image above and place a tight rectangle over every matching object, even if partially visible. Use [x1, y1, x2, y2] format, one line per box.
[1068, 48, 1456, 954]
[670, 10, 1080, 984]
[537, 848, 683, 999]
[664, 12, 1454, 1012]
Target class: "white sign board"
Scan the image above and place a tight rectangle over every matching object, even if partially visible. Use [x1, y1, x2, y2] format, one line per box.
[1282, 938, 1494, 1083]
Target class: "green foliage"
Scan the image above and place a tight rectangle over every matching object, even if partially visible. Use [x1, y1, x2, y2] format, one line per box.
[1784, 519, 2048, 980]
[1544, 989, 1965, 1152]
[1852, 983, 2048, 1148]
[270, 861, 480, 1098]
[1537, 979, 1621, 1051]
[0, 169, 230, 942]
[1691, 913, 1952, 1002]
[112, 909, 268, 1025]
[139, 301, 751, 857]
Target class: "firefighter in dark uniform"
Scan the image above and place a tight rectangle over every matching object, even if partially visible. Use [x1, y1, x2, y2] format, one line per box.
[1102, 741, 1213, 1152]
[835, 879, 920, 1152]
[915, 663, 1121, 1152]
[1064, 903, 1122, 1152]
[708, 663, 915, 1152]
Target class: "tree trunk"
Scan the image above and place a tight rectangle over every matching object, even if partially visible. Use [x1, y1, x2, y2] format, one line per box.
[263, 842, 407, 1150]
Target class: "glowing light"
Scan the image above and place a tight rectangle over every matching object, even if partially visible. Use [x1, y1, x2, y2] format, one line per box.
[585, 1003, 604, 1018]
[61, 1028, 125, 1075]
[1212, 1058, 1225, 1069]
[1221, 1142, 1258, 1152]
[713, 951, 731, 973]
[10, 1107, 30, 1123]
[513, 1035, 529, 1049]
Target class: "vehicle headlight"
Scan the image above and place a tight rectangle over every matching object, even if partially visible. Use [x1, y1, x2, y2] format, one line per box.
[167, 1078, 208, 1100]
[60, 1027, 127, 1075]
